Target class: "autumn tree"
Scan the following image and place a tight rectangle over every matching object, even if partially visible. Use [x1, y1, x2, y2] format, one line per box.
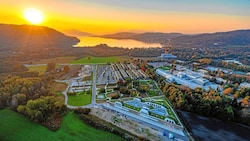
[233, 91, 239, 99]
[199, 58, 212, 65]
[223, 87, 233, 95]
[46, 62, 56, 72]
[17, 96, 66, 129]
[63, 65, 70, 73]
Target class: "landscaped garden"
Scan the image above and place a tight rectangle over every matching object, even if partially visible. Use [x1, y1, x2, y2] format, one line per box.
[0, 109, 125, 141]
[119, 97, 181, 125]
[153, 98, 180, 125]
[137, 80, 161, 97]
[122, 102, 141, 111]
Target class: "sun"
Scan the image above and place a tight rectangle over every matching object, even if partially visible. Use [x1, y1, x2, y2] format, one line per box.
[24, 8, 44, 25]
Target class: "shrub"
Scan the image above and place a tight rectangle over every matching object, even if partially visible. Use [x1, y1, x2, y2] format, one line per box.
[74, 108, 91, 115]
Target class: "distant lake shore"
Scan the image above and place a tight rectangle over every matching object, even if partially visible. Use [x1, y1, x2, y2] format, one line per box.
[74, 36, 162, 49]
[178, 111, 250, 141]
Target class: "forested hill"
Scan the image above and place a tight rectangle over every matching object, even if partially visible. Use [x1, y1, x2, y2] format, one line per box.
[171, 30, 250, 47]
[98, 32, 183, 43]
[0, 24, 80, 51]
[99, 30, 250, 47]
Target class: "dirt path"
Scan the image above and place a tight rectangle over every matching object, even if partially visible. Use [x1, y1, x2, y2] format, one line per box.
[90, 108, 162, 141]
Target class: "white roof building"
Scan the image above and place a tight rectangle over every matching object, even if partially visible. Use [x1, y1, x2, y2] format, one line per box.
[239, 82, 250, 88]
[224, 60, 243, 66]
[161, 53, 177, 59]
[156, 69, 220, 91]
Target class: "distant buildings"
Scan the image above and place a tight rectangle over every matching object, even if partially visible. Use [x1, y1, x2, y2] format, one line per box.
[160, 53, 177, 59]
[156, 69, 221, 91]
[206, 66, 230, 74]
[111, 63, 148, 81]
[224, 60, 243, 66]
[239, 82, 250, 89]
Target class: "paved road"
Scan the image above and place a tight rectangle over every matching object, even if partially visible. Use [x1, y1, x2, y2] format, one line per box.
[91, 65, 97, 105]
[56, 79, 72, 106]
[57, 65, 97, 109]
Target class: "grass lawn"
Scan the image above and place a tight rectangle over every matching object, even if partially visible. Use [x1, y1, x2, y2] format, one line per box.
[27, 65, 47, 74]
[123, 103, 141, 111]
[0, 109, 125, 141]
[71, 56, 126, 64]
[68, 93, 92, 106]
[159, 66, 170, 70]
[139, 80, 149, 85]
[27, 65, 59, 74]
[147, 90, 160, 97]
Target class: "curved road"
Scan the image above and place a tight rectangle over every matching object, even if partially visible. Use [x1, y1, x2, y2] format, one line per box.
[60, 65, 97, 109]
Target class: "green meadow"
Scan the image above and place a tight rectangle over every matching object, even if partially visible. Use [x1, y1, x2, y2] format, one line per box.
[0, 109, 125, 141]
[71, 56, 127, 64]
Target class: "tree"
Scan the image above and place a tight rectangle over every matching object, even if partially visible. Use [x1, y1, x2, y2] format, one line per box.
[35, 111, 44, 122]
[86, 89, 92, 94]
[224, 106, 234, 120]
[199, 58, 212, 65]
[74, 108, 91, 115]
[20, 87, 28, 94]
[223, 87, 233, 95]
[11, 97, 18, 108]
[233, 91, 239, 99]
[99, 88, 105, 93]
[63, 65, 70, 73]
[46, 62, 56, 72]
[17, 105, 26, 114]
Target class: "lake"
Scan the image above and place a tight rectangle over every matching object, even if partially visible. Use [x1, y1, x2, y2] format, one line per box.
[74, 36, 162, 49]
[178, 111, 250, 141]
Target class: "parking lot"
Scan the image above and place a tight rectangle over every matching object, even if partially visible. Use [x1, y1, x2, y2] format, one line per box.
[96, 65, 116, 85]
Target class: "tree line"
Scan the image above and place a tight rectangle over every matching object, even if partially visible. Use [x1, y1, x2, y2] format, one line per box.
[0, 72, 67, 130]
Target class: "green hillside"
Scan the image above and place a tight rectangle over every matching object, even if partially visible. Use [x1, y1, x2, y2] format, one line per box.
[0, 109, 125, 141]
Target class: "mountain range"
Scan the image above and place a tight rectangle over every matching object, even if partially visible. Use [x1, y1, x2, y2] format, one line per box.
[98, 30, 250, 47]
[97, 32, 182, 43]
[0, 24, 249, 52]
[63, 29, 92, 37]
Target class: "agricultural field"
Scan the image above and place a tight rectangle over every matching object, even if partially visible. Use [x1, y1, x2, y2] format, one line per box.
[67, 92, 92, 106]
[27, 65, 60, 74]
[71, 56, 128, 64]
[0, 109, 125, 141]
[27, 65, 47, 74]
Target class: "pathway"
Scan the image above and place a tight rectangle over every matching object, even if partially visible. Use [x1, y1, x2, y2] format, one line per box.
[59, 65, 97, 109]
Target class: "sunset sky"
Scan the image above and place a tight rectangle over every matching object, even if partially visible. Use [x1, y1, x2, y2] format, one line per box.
[1, 0, 250, 34]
